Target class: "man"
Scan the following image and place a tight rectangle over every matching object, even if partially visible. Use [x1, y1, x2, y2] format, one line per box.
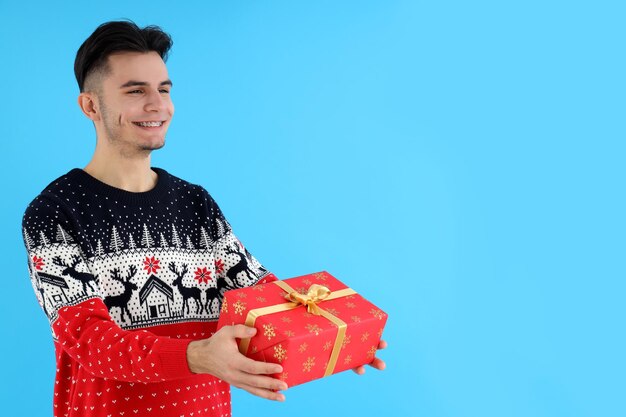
[21, 20, 386, 417]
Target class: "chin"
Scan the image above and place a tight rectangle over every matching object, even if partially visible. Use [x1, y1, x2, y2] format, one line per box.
[140, 137, 166, 151]
[141, 142, 165, 151]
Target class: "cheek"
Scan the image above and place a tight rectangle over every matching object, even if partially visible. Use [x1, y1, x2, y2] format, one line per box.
[116, 113, 129, 126]
[102, 108, 122, 127]
[119, 107, 140, 125]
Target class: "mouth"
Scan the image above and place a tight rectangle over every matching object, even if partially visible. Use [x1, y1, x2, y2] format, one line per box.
[132, 120, 166, 128]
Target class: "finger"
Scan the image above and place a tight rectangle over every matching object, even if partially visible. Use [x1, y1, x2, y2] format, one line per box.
[237, 356, 283, 375]
[229, 324, 257, 338]
[235, 371, 289, 392]
[352, 365, 365, 375]
[368, 357, 386, 370]
[239, 383, 286, 402]
[378, 339, 388, 350]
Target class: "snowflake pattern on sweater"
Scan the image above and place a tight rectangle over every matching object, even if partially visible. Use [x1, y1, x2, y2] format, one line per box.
[21, 167, 277, 417]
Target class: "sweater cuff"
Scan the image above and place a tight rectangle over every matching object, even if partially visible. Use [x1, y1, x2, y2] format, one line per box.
[256, 272, 278, 285]
[157, 337, 195, 380]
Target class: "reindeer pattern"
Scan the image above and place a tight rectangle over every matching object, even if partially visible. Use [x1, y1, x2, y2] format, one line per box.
[52, 254, 99, 294]
[28, 230, 269, 329]
[103, 265, 138, 323]
[22, 168, 276, 334]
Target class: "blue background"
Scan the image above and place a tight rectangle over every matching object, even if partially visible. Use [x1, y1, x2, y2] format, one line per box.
[1, 1, 624, 416]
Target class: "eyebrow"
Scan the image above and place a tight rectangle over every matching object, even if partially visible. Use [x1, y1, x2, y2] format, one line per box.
[119, 79, 173, 88]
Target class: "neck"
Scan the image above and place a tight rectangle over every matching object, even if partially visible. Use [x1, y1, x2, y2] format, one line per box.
[84, 146, 158, 193]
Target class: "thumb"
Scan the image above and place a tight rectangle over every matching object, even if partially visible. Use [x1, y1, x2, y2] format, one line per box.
[230, 324, 257, 338]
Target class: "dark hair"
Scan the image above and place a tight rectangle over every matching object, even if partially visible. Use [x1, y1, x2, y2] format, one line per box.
[74, 20, 173, 92]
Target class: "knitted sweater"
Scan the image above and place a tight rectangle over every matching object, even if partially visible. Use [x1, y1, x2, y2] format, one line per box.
[21, 167, 277, 417]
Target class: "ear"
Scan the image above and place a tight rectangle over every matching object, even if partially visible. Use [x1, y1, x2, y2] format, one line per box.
[77, 92, 101, 122]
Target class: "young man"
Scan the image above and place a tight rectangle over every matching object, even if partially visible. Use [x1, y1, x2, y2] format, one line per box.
[21, 20, 386, 417]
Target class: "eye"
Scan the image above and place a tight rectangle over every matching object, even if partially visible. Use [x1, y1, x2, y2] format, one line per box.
[127, 90, 142, 94]
[159, 89, 170, 94]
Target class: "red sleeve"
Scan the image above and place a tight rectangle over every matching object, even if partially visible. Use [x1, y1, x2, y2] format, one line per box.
[53, 299, 194, 383]
[256, 272, 278, 285]
[22, 199, 194, 383]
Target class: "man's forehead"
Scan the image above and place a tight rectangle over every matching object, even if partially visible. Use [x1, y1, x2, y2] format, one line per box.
[105, 51, 169, 81]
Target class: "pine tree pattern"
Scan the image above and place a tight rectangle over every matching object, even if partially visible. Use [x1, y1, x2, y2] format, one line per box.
[56, 224, 74, 244]
[171, 224, 182, 248]
[128, 232, 137, 249]
[95, 239, 105, 256]
[39, 230, 49, 246]
[23, 228, 35, 251]
[141, 223, 154, 248]
[110, 225, 122, 252]
[199, 226, 212, 249]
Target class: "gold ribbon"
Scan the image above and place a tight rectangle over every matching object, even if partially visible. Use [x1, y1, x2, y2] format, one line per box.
[239, 281, 356, 377]
[284, 283, 331, 315]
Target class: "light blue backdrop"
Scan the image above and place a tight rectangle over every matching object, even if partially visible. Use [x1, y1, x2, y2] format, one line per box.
[1, 1, 624, 416]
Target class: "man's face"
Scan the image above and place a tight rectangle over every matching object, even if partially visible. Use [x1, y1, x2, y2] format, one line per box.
[94, 51, 174, 155]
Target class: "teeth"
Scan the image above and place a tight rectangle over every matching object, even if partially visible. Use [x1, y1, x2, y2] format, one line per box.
[136, 121, 163, 127]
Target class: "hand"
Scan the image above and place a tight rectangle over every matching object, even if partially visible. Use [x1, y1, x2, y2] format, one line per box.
[187, 325, 288, 401]
[352, 339, 387, 375]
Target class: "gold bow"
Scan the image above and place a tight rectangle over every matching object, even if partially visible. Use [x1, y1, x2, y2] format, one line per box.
[284, 284, 331, 315]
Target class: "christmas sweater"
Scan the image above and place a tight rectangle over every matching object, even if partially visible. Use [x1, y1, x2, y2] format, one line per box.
[21, 167, 277, 417]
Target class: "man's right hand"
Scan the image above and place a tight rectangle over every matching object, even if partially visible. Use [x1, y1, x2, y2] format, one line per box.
[186, 324, 288, 401]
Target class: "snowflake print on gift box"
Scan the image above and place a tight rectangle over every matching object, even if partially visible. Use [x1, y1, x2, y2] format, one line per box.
[273, 344, 287, 363]
[367, 345, 377, 359]
[306, 324, 321, 336]
[194, 267, 211, 284]
[233, 300, 246, 315]
[370, 308, 385, 320]
[303, 357, 315, 372]
[313, 272, 327, 282]
[143, 256, 161, 275]
[341, 334, 351, 349]
[263, 323, 276, 340]
[32, 255, 45, 270]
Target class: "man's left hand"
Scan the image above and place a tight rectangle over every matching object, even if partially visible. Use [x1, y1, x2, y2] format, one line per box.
[352, 339, 387, 375]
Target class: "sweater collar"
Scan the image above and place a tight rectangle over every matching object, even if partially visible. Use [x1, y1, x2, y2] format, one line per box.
[67, 166, 171, 205]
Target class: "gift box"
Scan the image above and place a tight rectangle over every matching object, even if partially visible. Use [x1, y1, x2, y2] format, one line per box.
[217, 271, 388, 387]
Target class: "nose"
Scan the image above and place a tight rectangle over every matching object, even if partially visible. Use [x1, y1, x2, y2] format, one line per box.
[144, 88, 168, 112]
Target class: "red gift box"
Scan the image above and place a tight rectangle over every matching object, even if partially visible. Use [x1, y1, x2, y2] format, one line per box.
[217, 271, 388, 387]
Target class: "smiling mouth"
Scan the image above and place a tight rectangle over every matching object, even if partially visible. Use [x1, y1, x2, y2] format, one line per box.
[133, 121, 165, 127]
